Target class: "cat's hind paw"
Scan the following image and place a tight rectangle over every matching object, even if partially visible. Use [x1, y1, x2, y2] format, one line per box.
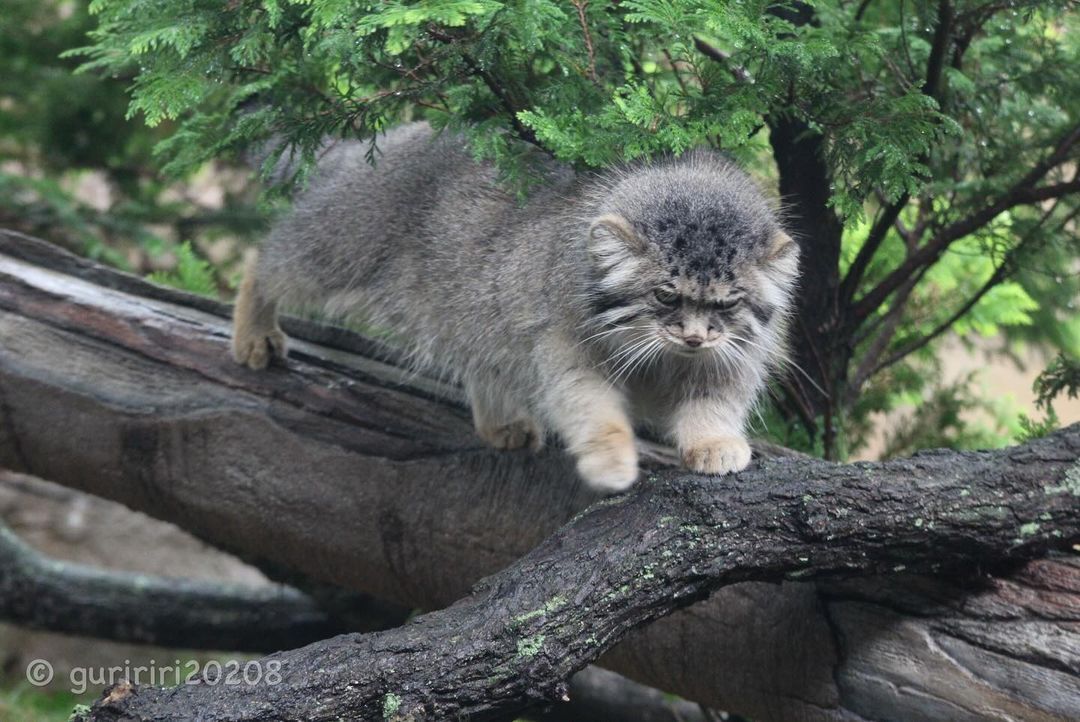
[232, 326, 288, 370]
[575, 422, 639, 493]
[477, 418, 544, 452]
[682, 436, 751, 475]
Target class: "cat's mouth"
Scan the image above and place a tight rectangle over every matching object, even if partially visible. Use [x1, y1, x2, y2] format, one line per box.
[659, 331, 719, 355]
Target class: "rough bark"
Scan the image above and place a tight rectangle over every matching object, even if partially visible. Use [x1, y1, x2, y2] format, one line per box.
[2, 230, 1079, 721]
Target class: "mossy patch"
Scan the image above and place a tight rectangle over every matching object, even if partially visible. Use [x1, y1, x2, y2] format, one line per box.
[512, 596, 567, 626]
[382, 693, 401, 719]
[1045, 460, 1080, 496]
[517, 635, 545, 658]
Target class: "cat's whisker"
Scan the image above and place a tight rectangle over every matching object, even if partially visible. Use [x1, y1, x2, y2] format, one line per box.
[603, 336, 653, 368]
[718, 341, 751, 375]
[730, 344, 755, 370]
[609, 339, 659, 380]
[606, 330, 662, 362]
[711, 338, 748, 372]
[640, 341, 668, 376]
[628, 339, 665, 378]
[618, 341, 663, 385]
[710, 342, 734, 373]
[578, 324, 637, 347]
[748, 395, 768, 432]
[608, 338, 662, 387]
[728, 333, 827, 396]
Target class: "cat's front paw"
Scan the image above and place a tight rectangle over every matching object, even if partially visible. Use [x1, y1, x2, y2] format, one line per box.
[575, 423, 639, 493]
[477, 418, 544, 451]
[232, 326, 288, 370]
[682, 436, 751, 475]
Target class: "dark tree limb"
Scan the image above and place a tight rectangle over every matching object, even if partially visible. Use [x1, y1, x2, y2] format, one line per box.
[691, 37, 752, 83]
[921, 0, 954, 102]
[853, 0, 875, 23]
[840, 0, 954, 308]
[844, 268, 922, 403]
[0, 517, 396, 652]
[423, 27, 544, 151]
[767, 112, 845, 441]
[0, 479, 717, 722]
[838, 192, 910, 309]
[758, 3, 850, 452]
[2, 230, 1078, 721]
[0, 480, 714, 722]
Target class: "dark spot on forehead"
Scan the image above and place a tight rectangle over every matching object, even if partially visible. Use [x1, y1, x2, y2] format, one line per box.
[635, 193, 766, 283]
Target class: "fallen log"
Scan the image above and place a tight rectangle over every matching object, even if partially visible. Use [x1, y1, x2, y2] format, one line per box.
[0, 516, 363, 653]
[1, 230, 1078, 721]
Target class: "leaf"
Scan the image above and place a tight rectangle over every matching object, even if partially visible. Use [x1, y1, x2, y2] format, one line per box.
[147, 242, 218, 297]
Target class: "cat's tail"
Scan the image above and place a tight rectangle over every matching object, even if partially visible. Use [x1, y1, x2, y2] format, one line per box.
[234, 96, 336, 188]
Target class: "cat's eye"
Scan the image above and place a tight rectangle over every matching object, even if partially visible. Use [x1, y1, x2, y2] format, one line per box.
[711, 297, 743, 312]
[653, 288, 679, 306]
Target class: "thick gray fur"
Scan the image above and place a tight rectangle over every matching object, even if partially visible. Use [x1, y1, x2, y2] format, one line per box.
[233, 122, 800, 492]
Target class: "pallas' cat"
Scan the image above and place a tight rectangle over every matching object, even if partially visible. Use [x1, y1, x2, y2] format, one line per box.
[233, 122, 799, 492]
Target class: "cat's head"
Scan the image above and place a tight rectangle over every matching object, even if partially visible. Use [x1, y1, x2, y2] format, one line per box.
[585, 152, 799, 366]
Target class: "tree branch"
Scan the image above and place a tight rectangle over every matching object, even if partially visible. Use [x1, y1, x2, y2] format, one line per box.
[571, 0, 597, 82]
[464, 55, 543, 148]
[692, 37, 752, 83]
[0, 519, 368, 652]
[854, 0, 875, 23]
[845, 268, 923, 401]
[866, 200, 1080, 377]
[869, 257, 1007, 377]
[841, 0, 954, 310]
[922, 0, 954, 102]
[851, 122, 1080, 321]
[76, 426, 1080, 720]
[838, 192, 910, 307]
[424, 27, 544, 150]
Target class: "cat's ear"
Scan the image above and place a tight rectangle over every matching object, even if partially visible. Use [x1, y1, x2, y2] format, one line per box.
[760, 230, 799, 279]
[588, 214, 649, 259]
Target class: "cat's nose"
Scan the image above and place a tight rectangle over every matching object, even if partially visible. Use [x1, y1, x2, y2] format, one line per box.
[684, 335, 703, 348]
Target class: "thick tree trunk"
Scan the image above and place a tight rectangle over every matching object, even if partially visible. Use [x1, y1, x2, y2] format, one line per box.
[1, 230, 1078, 721]
[767, 114, 847, 452]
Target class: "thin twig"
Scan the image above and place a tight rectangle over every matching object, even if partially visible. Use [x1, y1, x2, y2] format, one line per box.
[571, 0, 597, 82]
[693, 36, 753, 83]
